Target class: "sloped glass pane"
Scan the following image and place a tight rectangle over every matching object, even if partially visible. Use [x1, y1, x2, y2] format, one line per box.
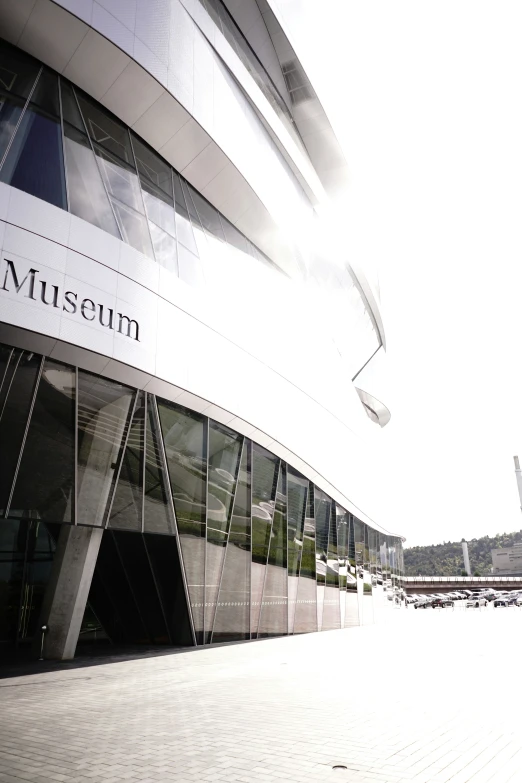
[0, 350, 41, 514]
[287, 468, 307, 634]
[62, 111, 120, 236]
[188, 184, 225, 241]
[336, 505, 349, 627]
[258, 464, 288, 638]
[0, 41, 40, 163]
[108, 391, 144, 532]
[353, 517, 365, 624]
[77, 371, 134, 527]
[132, 134, 177, 261]
[174, 174, 198, 254]
[345, 514, 359, 627]
[250, 444, 278, 637]
[157, 400, 207, 644]
[205, 422, 242, 642]
[10, 359, 75, 524]
[293, 481, 317, 634]
[77, 93, 153, 258]
[1, 71, 66, 209]
[322, 500, 341, 631]
[212, 439, 251, 643]
[144, 399, 175, 535]
[314, 488, 330, 631]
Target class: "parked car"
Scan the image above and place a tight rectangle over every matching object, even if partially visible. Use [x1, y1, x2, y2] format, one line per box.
[431, 597, 454, 608]
[414, 598, 431, 609]
[467, 596, 487, 608]
[494, 595, 511, 607]
[507, 593, 522, 606]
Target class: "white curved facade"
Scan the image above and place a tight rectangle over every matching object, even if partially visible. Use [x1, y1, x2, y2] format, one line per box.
[0, 0, 402, 656]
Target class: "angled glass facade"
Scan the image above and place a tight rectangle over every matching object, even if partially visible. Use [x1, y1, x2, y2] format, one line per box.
[0, 38, 278, 277]
[0, 338, 403, 658]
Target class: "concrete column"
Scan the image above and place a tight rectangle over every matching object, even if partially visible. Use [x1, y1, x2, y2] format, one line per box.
[35, 524, 103, 660]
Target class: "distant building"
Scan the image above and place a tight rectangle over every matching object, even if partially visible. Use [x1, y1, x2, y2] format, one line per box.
[491, 543, 522, 576]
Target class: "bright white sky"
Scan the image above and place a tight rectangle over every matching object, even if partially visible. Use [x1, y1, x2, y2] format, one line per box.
[279, 1, 522, 546]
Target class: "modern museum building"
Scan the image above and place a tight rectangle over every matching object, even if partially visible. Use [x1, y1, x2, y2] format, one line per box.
[0, 0, 403, 661]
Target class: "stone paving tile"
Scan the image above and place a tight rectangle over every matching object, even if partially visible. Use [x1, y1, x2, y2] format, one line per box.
[1, 607, 522, 783]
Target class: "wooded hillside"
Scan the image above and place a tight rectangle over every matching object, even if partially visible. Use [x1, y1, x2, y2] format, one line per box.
[404, 530, 522, 575]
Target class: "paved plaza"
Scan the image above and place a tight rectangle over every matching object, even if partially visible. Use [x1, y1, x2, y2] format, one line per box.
[1, 606, 522, 783]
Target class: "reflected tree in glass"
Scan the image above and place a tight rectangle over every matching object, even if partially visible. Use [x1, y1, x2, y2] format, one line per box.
[258, 464, 288, 638]
[205, 422, 242, 642]
[250, 445, 279, 636]
[293, 481, 317, 634]
[157, 400, 207, 644]
[287, 468, 307, 634]
[212, 439, 252, 643]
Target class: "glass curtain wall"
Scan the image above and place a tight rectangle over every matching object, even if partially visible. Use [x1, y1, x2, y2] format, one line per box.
[0, 38, 277, 278]
[0, 338, 403, 654]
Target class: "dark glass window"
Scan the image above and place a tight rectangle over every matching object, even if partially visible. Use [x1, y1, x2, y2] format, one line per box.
[157, 400, 207, 644]
[144, 533, 193, 646]
[0, 40, 40, 164]
[1, 70, 66, 209]
[0, 519, 56, 650]
[77, 371, 134, 527]
[0, 349, 41, 515]
[10, 359, 75, 524]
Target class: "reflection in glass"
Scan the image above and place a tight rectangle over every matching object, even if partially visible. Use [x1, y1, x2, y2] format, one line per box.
[0, 40, 40, 164]
[77, 371, 134, 527]
[287, 469, 307, 634]
[345, 515, 360, 627]
[250, 445, 279, 637]
[205, 422, 242, 642]
[321, 500, 340, 631]
[1, 70, 66, 209]
[131, 133, 177, 272]
[258, 464, 288, 638]
[336, 505, 349, 628]
[212, 439, 251, 642]
[77, 93, 154, 259]
[0, 519, 56, 649]
[173, 172, 198, 254]
[293, 481, 317, 634]
[144, 398, 175, 535]
[10, 359, 75, 523]
[158, 400, 207, 644]
[0, 349, 41, 514]
[108, 391, 144, 532]
[314, 488, 330, 631]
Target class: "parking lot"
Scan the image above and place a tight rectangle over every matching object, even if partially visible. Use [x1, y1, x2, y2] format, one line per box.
[406, 588, 522, 610]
